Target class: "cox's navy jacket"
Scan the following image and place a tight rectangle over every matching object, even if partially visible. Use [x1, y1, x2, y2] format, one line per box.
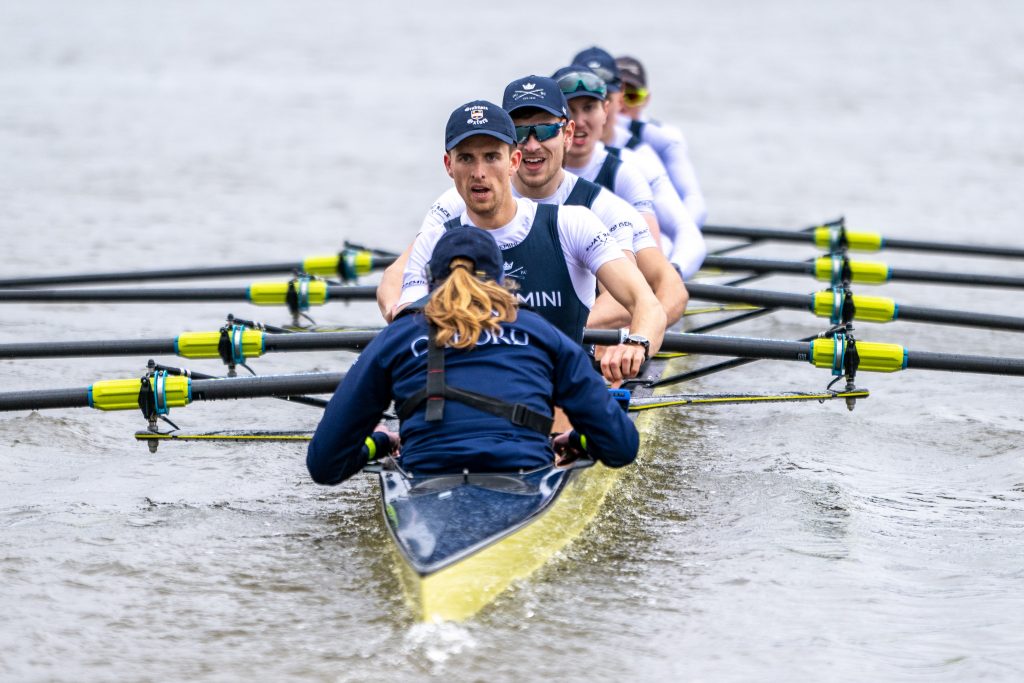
[306, 309, 639, 484]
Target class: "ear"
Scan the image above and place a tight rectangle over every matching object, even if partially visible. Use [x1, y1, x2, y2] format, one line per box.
[563, 120, 575, 152]
[508, 147, 522, 176]
[443, 152, 454, 179]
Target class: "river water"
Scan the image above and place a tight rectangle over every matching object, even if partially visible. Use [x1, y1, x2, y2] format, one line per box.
[2, 1, 1024, 681]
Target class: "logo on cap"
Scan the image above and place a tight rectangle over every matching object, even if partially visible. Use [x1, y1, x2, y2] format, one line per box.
[512, 82, 547, 102]
[466, 105, 489, 125]
[586, 60, 602, 70]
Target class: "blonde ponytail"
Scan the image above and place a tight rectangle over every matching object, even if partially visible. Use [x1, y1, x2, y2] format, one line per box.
[424, 258, 518, 349]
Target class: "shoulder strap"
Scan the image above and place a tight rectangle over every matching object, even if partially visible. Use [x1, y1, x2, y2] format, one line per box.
[626, 119, 644, 149]
[396, 325, 553, 435]
[424, 326, 446, 421]
[564, 177, 602, 208]
[442, 217, 462, 230]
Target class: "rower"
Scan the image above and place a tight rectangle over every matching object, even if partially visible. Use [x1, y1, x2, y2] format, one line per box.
[306, 226, 639, 484]
[413, 76, 687, 331]
[552, 64, 706, 282]
[571, 47, 707, 227]
[385, 99, 665, 383]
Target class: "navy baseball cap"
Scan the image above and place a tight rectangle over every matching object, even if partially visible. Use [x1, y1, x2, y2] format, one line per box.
[444, 100, 516, 151]
[615, 56, 647, 88]
[427, 226, 505, 288]
[552, 65, 607, 101]
[502, 75, 569, 118]
[571, 46, 622, 91]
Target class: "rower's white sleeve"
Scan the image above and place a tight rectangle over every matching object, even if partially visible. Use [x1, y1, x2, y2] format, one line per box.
[632, 147, 705, 277]
[588, 188, 640, 253]
[397, 228, 445, 306]
[641, 123, 708, 227]
[557, 205, 624, 273]
[420, 188, 467, 233]
[611, 159, 656, 217]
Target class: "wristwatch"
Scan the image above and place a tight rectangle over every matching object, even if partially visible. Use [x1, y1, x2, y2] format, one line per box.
[623, 334, 651, 362]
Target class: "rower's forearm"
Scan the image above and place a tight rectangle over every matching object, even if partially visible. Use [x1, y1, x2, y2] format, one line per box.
[628, 294, 667, 353]
[654, 273, 687, 327]
[587, 292, 632, 329]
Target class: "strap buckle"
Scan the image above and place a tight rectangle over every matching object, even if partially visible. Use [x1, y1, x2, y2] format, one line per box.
[510, 403, 529, 426]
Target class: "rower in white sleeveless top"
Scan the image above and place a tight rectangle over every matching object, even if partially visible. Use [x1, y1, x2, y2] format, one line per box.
[387, 99, 665, 383]
[554, 65, 706, 280]
[613, 53, 708, 228]
[381, 77, 686, 333]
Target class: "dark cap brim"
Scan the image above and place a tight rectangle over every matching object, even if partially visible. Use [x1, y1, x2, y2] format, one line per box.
[445, 129, 517, 151]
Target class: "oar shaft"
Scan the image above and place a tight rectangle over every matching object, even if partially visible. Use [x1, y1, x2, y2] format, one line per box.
[0, 372, 347, 412]
[687, 283, 1024, 332]
[702, 255, 1024, 290]
[584, 329, 811, 362]
[0, 263, 300, 288]
[189, 373, 345, 400]
[0, 330, 383, 360]
[703, 223, 1024, 259]
[0, 338, 178, 359]
[0, 387, 92, 411]
[881, 237, 1024, 259]
[886, 266, 1024, 289]
[0, 285, 378, 303]
[905, 350, 1024, 375]
[0, 257, 399, 288]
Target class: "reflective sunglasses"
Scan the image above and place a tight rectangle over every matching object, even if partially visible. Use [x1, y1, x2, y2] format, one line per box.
[555, 71, 607, 99]
[623, 87, 649, 106]
[514, 122, 565, 144]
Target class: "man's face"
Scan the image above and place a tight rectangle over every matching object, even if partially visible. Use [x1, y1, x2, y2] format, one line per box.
[512, 111, 574, 191]
[444, 136, 521, 220]
[566, 97, 608, 162]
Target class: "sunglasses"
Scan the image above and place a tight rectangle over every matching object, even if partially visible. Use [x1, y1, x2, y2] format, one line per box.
[623, 87, 649, 106]
[514, 122, 565, 144]
[555, 71, 607, 99]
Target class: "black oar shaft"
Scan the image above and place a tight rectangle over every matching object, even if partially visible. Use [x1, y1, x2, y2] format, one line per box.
[881, 237, 1024, 259]
[0, 387, 92, 411]
[0, 285, 378, 303]
[0, 263, 300, 288]
[906, 351, 1024, 375]
[0, 258, 399, 288]
[0, 338, 178, 359]
[190, 373, 345, 400]
[0, 330, 382, 360]
[584, 329, 811, 362]
[703, 223, 1024, 259]
[701, 255, 1024, 290]
[263, 331, 379, 351]
[0, 372, 347, 412]
[686, 283, 1024, 332]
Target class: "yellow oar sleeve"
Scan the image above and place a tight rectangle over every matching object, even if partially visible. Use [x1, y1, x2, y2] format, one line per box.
[814, 257, 891, 285]
[811, 291, 898, 323]
[174, 330, 265, 359]
[809, 339, 907, 373]
[89, 376, 191, 411]
[300, 251, 374, 279]
[813, 227, 884, 252]
[301, 254, 342, 277]
[247, 280, 328, 306]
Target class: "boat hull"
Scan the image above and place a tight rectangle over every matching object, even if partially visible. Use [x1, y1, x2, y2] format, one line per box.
[379, 360, 666, 622]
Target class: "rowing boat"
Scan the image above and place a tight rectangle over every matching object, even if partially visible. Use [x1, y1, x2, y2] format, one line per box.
[375, 353, 670, 622]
